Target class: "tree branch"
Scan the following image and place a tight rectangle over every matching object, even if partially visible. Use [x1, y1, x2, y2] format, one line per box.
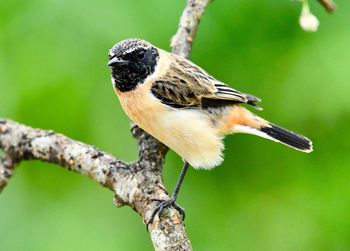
[317, 0, 336, 13]
[171, 0, 211, 58]
[0, 0, 211, 250]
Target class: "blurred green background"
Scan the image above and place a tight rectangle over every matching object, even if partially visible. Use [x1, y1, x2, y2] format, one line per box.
[1, 0, 350, 250]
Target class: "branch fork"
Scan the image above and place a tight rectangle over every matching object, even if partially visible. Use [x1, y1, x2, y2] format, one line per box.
[0, 1, 211, 250]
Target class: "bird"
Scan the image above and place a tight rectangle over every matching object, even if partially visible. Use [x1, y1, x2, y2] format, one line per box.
[107, 38, 313, 227]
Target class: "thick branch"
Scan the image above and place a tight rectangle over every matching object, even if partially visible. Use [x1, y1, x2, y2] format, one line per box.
[0, 153, 16, 192]
[0, 119, 188, 250]
[0, 119, 128, 191]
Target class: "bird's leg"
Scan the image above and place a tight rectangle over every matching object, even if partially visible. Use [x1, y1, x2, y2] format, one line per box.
[146, 161, 189, 229]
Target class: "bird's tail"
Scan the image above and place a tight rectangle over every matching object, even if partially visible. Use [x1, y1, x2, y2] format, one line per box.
[230, 107, 313, 153]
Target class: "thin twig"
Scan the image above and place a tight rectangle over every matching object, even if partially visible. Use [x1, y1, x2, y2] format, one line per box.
[317, 0, 336, 13]
[171, 0, 211, 58]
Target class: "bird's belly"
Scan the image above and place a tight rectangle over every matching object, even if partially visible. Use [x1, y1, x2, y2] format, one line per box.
[119, 91, 223, 169]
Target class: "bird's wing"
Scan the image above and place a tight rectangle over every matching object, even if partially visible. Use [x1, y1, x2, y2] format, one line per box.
[151, 55, 262, 110]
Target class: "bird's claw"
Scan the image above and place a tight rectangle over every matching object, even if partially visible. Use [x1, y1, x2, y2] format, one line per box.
[146, 197, 185, 231]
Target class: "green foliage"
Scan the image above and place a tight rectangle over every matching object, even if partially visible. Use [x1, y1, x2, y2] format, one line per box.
[1, 0, 350, 250]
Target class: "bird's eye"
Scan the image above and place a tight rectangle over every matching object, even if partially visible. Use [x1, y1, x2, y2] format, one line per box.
[136, 50, 145, 60]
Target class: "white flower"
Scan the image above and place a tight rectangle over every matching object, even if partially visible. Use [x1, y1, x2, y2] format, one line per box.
[299, 12, 319, 32]
[299, 0, 319, 32]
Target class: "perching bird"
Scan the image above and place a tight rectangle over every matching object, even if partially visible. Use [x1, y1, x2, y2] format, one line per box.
[107, 38, 313, 226]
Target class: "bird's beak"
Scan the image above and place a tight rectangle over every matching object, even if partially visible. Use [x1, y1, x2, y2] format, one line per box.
[107, 57, 128, 67]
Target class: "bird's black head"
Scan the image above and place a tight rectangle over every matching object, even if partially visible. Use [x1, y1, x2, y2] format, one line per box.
[108, 38, 159, 92]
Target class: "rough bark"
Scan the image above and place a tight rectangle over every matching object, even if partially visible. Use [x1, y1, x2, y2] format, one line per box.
[0, 0, 211, 250]
[171, 0, 211, 58]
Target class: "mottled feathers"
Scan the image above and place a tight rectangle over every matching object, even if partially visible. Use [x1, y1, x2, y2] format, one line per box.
[151, 55, 262, 110]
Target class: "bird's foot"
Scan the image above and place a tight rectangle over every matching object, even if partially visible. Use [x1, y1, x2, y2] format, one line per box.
[146, 197, 185, 231]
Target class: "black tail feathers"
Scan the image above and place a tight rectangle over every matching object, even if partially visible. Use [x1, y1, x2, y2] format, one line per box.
[260, 124, 313, 153]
